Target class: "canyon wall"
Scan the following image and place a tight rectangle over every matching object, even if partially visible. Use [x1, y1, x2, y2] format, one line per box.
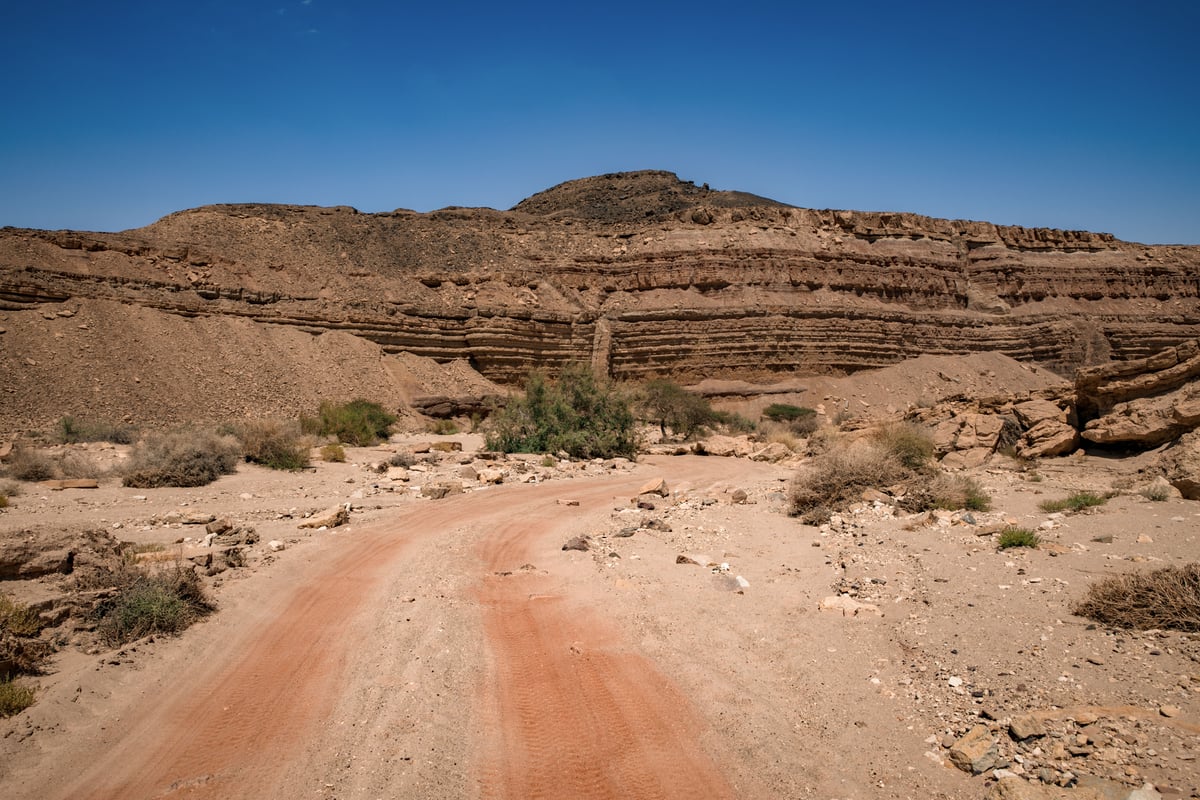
[2, 171, 1198, 386]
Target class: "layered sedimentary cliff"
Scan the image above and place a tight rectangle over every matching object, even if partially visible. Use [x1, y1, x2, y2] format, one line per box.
[2, 170, 1198, 385]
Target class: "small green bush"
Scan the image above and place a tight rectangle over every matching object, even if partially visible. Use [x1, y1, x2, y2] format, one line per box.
[303, 399, 396, 446]
[431, 419, 460, 435]
[1039, 491, 1107, 513]
[123, 430, 241, 488]
[1072, 563, 1200, 632]
[0, 679, 36, 718]
[487, 365, 638, 460]
[95, 566, 214, 645]
[0, 495, 7, 509]
[874, 422, 935, 471]
[236, 420, 310, 471]
[997, 527, 1040, 550]
[320, 443, 346, 462]
[763, 403, 816, 423]
[57, 416, 136, 445]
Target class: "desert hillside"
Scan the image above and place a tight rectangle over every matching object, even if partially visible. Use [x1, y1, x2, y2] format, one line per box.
[2, 170, 1198, 397]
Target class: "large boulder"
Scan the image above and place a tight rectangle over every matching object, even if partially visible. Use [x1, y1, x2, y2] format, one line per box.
[1017, 419, 1079, 458]
[1082, 383, 1200, 447]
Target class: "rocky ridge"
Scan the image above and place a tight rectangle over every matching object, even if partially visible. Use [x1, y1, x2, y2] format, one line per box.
[2, 170, 1198, 394]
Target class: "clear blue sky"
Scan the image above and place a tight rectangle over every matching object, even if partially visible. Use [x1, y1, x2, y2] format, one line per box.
[1, 1, 1197, 244]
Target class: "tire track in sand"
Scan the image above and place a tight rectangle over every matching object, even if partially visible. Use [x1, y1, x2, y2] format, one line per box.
[475, 472, 736, 800]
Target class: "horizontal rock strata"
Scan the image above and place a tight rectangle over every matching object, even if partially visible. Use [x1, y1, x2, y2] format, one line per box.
[2, 170, 1198, 387]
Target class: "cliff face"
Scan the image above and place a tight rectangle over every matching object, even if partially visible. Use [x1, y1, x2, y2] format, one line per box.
[2, 170, 1198, 385]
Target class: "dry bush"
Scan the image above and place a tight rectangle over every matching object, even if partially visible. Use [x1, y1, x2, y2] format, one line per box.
[57, 416, 137, 445]
[320, 443, 346, 462]
[873, 422, 935, 471]
[0, 480, 19, 497]
[1073, 564, 1200, 632]
[760, 422, 801, 452]
[94, 565, 214, 645]
[906, 474, 992, 512]
[235, 420, 310, 471]
[788, 442, 907, 524]
[0, 678, 36, 717]
[4, 446, 55, 482]
[1, 595, 52, 678]
[123, 430, 241, 488]
[53, 450, 103, 480]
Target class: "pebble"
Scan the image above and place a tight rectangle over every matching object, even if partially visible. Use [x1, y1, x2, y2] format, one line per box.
[1159, 705, 1181, 718]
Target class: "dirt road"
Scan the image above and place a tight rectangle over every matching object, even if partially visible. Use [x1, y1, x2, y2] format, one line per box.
[31, 458, 748, 800]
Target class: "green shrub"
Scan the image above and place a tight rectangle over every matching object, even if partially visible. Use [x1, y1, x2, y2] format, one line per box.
[320, 443, 346, 463]
[487, 365, 638, 460]
[1072, 563, 1200, 632]
[873, 422, 935, 471]
[788, 443, 907, 524]
[997, 527, 1040, 550]
[0, 495, 6, 509]
[638, 379, 719, 439]
[57, 416, 137, 445]
[95, 566, 214, 645]
[431, 419, 460, 435]
[303, 399, 396, 446]
[1039, 491, 1107, 513]
[0, 679, 36, 718]
[235, 420, 310, 471]
[763, 403, 816, 423]
[122, 430, 241, 488]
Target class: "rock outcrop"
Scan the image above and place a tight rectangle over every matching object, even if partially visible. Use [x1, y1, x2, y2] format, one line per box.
[1077, 340, 1200, 447]
[2, 170, 1198, 399]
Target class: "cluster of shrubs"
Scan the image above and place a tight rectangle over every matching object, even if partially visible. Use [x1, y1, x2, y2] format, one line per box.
[487, 365, 639, 460]
[787, 422, 992, 525]
[1, 400, 399, 492]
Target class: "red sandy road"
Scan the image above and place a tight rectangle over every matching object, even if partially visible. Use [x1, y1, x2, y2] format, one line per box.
[49, 461, 738, 800]
[476, 496, 735, 800]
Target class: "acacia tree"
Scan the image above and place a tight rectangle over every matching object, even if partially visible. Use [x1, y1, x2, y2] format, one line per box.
[638, 379, 717, 439]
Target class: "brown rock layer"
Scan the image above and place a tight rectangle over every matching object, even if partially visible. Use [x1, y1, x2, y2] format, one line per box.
[2, 170, 1198, 387]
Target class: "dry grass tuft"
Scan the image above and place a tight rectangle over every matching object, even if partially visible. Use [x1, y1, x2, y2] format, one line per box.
[1073, 563, 1200, 632]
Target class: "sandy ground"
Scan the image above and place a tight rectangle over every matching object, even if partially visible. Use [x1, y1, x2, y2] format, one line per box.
[0, 438, 1198, 799]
